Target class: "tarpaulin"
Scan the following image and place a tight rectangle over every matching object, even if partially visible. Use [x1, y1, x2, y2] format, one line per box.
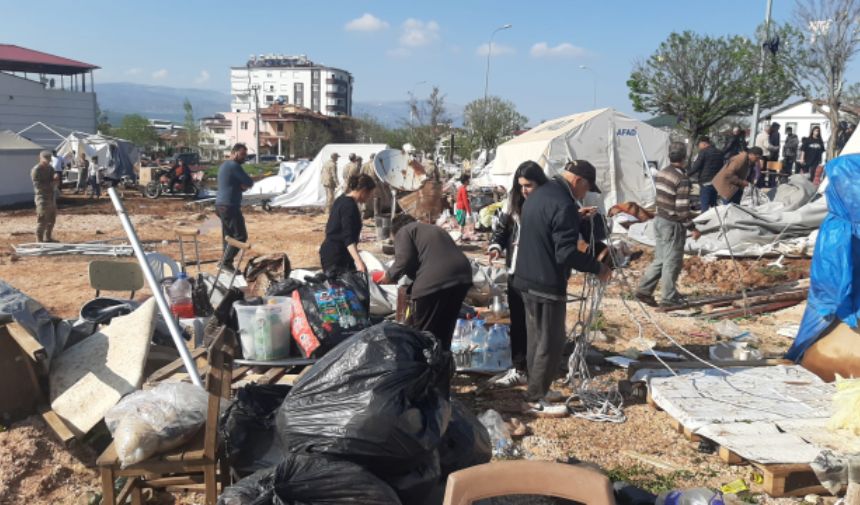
[786, 154, 860, 361]
[0, 280, 72, 365]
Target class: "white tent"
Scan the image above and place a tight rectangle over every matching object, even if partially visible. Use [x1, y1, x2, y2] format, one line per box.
[841, 128, 860, 155]
[488, 108, 671, 207]
[0, 130, 42, 206]
[56, 132, 141, 182]
[271, 143, 387, 208]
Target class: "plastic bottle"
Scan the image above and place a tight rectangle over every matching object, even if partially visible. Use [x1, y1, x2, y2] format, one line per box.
[451, 319, 468, 369]
[470, 320, 489, 369]
[486, 324, 513, 371]
[254, 304, 273, 360]
[656, 489, 725, 505]
[168, 272, 195, 318]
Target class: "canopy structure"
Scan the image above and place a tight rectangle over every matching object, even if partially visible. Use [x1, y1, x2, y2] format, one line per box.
[0, 44, 99, 75]
[271, 143, 387, 208]
[0, 130, 42, 206]
[56, 132, 140, 181]
[487, 108, 671, 208]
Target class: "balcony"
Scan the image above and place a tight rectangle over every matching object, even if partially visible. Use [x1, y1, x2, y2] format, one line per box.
[326, 78, 348, 85]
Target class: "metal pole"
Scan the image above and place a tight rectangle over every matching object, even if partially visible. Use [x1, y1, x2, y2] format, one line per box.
[749, 0, 774, 143]
[482, 24, 512, 148]
[107, 187, 203, 388]
[579, 65, 597, 109]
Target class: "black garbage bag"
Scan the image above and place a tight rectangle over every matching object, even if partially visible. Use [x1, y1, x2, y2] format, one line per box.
[439, 399, 492, 477]
[384, 450, 442, 505]
[267, 271, 371, 358]
[217, 467, 275, 505]
[220, 384, 292, 476]
[277, 321, 452, 476]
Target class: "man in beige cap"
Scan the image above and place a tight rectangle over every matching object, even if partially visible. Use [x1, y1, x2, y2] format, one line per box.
[342, 153, 358, 188]
[321, 152, 340, 211]
[31, 151, 57, 242]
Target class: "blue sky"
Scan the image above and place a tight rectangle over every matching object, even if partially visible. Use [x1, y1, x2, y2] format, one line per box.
[6, 0, 859, 125]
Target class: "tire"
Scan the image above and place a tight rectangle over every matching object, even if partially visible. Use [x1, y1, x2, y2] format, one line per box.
[144, 181, 161, 199]
[262, 199, 272, 212]
[187, 182, 201, 200]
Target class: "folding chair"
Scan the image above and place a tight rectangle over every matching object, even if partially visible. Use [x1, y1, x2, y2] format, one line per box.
[88, 260, 145, 299]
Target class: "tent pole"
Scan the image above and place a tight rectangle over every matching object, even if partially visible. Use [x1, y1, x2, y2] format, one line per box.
[633, 131, 657, 196]
[107, 187, 203, 388]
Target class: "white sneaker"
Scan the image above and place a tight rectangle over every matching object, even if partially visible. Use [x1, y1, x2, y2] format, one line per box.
[522, 399, 568, 418]
[489, 368, 528, 389]
[543, 390, 566, 403]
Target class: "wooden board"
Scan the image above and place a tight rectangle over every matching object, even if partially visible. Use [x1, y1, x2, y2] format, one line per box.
[0, 324, 44, 422]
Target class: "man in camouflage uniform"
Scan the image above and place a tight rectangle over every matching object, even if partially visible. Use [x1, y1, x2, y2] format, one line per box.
[32, 151, 57, 242]
[321, 152, 340, 211]
[342, 153, 358, 188]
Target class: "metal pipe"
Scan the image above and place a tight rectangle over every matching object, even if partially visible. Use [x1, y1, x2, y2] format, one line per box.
[107, 187, 203, 388]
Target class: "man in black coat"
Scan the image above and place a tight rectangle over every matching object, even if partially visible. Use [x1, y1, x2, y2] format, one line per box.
[687, 136, 725, 212]
[513, 160, 611, 417]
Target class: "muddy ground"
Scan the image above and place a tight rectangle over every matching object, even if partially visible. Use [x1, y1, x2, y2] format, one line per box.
[0, 192, 816, 504]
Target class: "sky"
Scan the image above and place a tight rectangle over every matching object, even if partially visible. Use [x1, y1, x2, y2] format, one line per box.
[6, 0, 860, 126]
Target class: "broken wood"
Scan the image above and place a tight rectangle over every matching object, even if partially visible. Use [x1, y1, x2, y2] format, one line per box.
[697, 300, 802, 319]
[41, 409, 75, 445]
[658, 280, 810, 312]
[730, 290, 807, 308]
[6, 322, 48, 374]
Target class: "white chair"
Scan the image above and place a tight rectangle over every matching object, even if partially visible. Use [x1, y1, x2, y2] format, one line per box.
[145, 252, 181, 283]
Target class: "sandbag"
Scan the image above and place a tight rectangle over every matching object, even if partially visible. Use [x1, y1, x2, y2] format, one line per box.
[267, 271, 370, 358]
[276, 321, 452, 476]
[801, 322, 860, 382]
[220, 384, 291, 476]
[438, 399, 492, 476]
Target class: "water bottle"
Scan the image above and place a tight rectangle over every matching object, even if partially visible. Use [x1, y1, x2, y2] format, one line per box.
[656, 489, 725, 505]
[487, 324, 513, 371]
[470, 320, 489, 369]
[168, 272, 195, 318]
[254, 304, 273, 360]
[451, 319, 468, 368]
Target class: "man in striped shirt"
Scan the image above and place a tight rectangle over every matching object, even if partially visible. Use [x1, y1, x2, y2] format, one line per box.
[635, 144, 701, 307]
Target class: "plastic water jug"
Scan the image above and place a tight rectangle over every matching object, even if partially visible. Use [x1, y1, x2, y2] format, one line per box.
[168, 272, 195, 318]
[486, 324, 513, 371]
[656, 489, 725, 505]
[470, 320, 489, 369]
[253, 302, 279, 360]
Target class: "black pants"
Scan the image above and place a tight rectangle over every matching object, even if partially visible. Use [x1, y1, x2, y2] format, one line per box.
[522, 291, 567, 402]
[782, 156, 796, 176]
[216, 205, 248, 267]
[409, 284, 471, 351]
[508, 281, 527, 371]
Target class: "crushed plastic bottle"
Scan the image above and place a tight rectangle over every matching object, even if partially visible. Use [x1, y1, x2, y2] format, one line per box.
[656, 488, 725, 505]
[478, 409, 514, 457]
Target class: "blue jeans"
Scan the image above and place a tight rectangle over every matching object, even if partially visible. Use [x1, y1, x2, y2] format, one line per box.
[699, 184, 718, 212]
[720, 189, 742, 205]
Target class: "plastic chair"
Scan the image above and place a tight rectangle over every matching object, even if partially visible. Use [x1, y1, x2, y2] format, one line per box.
[145, 252, 181, 283]
[442, 461, 616, 505]
[88, 260, 145, 299]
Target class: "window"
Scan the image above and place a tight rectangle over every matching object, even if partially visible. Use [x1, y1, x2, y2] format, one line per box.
[295, 82, 304, 91]
[266, 95, 274, 103]
[266, 72, 273, 78]
[218, 140, 226, 146]
[241, 121, 249, 130]
[215, 128, 224, 134]
[277, 123, 283, 132]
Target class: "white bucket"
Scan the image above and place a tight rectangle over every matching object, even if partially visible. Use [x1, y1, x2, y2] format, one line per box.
[233, 296, 293, 360]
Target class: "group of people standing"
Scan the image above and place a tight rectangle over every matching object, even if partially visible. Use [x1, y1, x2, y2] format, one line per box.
[754, 123, 827, 184]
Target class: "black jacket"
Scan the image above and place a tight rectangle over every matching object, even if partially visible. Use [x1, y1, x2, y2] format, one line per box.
[722, 134, 746, 161]
[489, 210, 518, 268]
[688, 145, 725, 184]
[512, 177, 602, 299]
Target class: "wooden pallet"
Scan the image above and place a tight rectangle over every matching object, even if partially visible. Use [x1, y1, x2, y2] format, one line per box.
[646, 390, 827, 497]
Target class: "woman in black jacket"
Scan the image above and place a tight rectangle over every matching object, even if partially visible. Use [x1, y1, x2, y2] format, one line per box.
[486, 161, 548, 388]
[319, 174, 376, 276]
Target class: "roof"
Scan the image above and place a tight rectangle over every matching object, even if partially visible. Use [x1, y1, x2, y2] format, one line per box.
[0, 44, 99, 75]
[0, 130, 43, 151]
[503, 108, 609, 145]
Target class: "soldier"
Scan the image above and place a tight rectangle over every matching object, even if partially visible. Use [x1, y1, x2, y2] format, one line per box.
[322, 152, 340, 211]
[31, 151, 57, 243]
[349, 156, 363, 181]
[342, 153, 358, 188]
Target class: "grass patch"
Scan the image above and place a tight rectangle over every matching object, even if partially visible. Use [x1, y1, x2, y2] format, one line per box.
[605, 465, 696, 494]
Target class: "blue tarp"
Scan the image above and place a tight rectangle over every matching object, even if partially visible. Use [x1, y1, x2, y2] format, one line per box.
[786, 154, 860, 361]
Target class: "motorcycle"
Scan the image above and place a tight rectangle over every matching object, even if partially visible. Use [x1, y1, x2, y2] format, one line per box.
[142, 168, 203, 199]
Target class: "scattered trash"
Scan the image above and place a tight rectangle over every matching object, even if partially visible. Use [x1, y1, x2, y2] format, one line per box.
[12, 242, 134, 257]
[698, 439, 717, 454]
[220, 384, 291, 475]
[708, 342, 763, 362]
[714, 320, 746, 340]
[655, 488, 725, 505]
[606, 356, 638, 369]
[829, 375, 860, 435]
[810, 450, 848, 495]
[777, 324, 800, 338]
[439, 399, 492, 476]
[104, 382, 208, 468]
[478, 409, 515, 457]
[719, 479, 748, 495]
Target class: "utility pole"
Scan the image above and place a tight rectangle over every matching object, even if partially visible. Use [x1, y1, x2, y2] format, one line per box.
[250, 84, 261, 160]
[749, 0, 774, 144]
[481, 24, 512, 148]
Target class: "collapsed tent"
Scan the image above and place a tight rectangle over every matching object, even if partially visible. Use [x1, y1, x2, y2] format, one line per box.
[270, 144, 387, 208]
[486, 108, 671, 208]
[627, 175, 827, 257]
[786, 153, 860, 361]
[56, 132, 140, 182]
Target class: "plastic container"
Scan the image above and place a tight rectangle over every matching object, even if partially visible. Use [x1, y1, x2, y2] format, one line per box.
[169, 272, 195, 318]
[485, 324, 513, 372]
[234, 296, 292, 360]
[656, 488, 725, 505]
[451, 319, 471, 369]
[469, 320, 489, 369]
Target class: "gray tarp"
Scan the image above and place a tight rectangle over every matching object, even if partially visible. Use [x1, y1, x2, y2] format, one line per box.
[0, 280, 72, 365]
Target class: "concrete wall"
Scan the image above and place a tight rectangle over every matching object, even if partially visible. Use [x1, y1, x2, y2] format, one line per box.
[0, 73, 97, 141]
[0, 149, 39, 206]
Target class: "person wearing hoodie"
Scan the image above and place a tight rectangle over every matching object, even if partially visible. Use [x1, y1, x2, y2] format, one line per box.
[687, 136, 725, 212]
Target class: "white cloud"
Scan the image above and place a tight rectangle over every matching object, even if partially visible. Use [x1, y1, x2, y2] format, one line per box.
[152, 68, 168, 80]
[345, 13, 389, 32]
[399, 18, 440, 47]
[386, 47, 411, 58]
[530, 42, 587, 58]
[476, 43, 515, 57]
[125, 68, 142, 76]
[194, 70, 210, 84]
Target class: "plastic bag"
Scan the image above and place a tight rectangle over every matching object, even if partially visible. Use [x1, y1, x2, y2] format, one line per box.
[383, 450, 441, 505]
[829, 375, 860, 435]
[217, 467, 275, 505]
[220, 384, 291, 476]
[277, 321, 452, 476]
[105, 382, 208, 468]
[478, 409, 514, 457]
[439, 399, 492, 476]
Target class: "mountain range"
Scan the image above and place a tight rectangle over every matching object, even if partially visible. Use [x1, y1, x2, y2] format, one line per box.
[97, 82, 463, 127]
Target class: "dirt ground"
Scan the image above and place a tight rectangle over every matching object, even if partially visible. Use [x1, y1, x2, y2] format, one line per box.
[0, 192, 817, 504]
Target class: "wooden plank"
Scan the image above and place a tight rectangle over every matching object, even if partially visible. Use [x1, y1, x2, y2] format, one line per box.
[6, 323, 48, 373]
[657, 281, 809, 312]
[719, 446, 746, 465]
[731, 290, 807, 308]
[696, 300, 802, 320]
[140, 475, 203, 488]
[147, 347, 207, 384]
[755, 463, 827, 497]
[116, 478, 137, 505]
[258, 367, 286, 385]
[41, 409, 75, 445]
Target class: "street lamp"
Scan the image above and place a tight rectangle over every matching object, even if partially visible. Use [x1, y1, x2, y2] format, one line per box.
[483, 24, 512, 104]
[409, 80, 428, 126]
[578, 65, 597, 109]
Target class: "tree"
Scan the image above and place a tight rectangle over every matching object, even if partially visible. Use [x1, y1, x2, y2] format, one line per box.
[113, 114, 158, 150]
[627, 30, 794, 145]
[407, 86, 451, 154]
[777, 0, 860, 159]
[463, 96, 527, 150]
[292, 121, 333, 158]
[182, 98, 200, 150]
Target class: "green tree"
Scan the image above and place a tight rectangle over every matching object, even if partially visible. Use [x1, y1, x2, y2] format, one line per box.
[292, 121, 333, 158]
[113, 114, 158, 150]
[182, 98, 200, 150]
[407, 86, 451, 154]
[627, 30, 793, 145]
[463, 96, 527, 150]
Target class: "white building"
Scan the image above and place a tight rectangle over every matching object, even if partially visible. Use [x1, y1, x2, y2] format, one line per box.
[199, 114, 234, 161]
[0, 44, 99, 148]
[230, 54, 353, 117]
[761, 100, 836, 158]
